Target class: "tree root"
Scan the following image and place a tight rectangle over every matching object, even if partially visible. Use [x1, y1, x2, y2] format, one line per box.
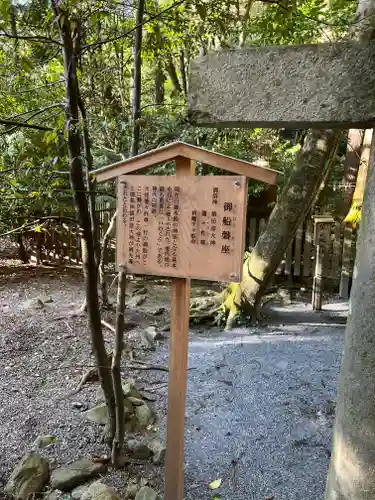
[190, 282, 243, 329]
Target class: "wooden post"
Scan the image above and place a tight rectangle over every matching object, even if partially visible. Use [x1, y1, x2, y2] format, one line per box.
[312, 244, 323, 311]
[164, 156, 195, 500]
[340, 223, 353, 298]
[312, 218, 333, 310]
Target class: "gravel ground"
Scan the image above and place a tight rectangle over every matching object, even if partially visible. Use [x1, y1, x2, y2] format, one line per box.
[152, 303, 347, 500]
[0, 264, 346, 499]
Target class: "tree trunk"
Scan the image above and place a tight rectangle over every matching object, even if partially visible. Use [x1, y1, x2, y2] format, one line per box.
[179, 50, 188, 96]
[99, 210, 117, 307]
[325, 133, 375, 500]
[17, 231, 29, 263]
[130, 0, 145, 157]
[78, 93, 100, 266]
[343, 128, 373, 228]
[155, 61, 164, 104]
[166, 58, 182, 95]
[53, 4, 116, 444]
[334, 129, 364, 222]
[228, 129, 339, 327]
[111, 270, 126, 467]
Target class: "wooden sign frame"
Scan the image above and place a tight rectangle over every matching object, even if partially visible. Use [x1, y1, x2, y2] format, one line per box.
[116, 174, 248, 283]
[92, 142, 281, 500]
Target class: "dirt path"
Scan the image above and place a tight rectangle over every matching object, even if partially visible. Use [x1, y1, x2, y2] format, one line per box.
[0, 267, 346, 499]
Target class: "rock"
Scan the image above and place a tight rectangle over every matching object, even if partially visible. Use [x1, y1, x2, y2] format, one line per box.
[149, 439, 166, 465]
[124, 414, 140, 433]
[38, 295, 53, 303]
[127, 397, 144, 406]
[126, 482, 138, 499]
[128, 295, 146, 308]
[50, 459, 107, 491]
[71, 483, 93, 500]
[134, 403, 155, 429]
[81, 482, 120, 500]
[23, 298, 45, 310]
[134, 486, 159, 500]
[141, 327, 164, 349]
[33, 434, 56, 449]
[43, 490, 67, 500]
[5, 453, 50, 500]
[151, 307, 165, 316]
[84, 400, 134, 426]
[132, 285, 147, 295]
[127, 440, 152, 460]
[83, 404, 108, 426]
[72, 402, 88, 411]
[122, 380, 142, 400]
[159, 324, 170, 332]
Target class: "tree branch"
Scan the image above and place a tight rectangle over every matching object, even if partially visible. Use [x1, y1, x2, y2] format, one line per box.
[83, 0, 186, 51]
[1, 104, 64, 135]
[0, 119, 53, 131]
[0, 30, 63, 45]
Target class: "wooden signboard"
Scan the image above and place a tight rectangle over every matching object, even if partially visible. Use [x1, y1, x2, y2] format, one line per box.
[92, 143, 280, 500]
[117, 175, 247, 282]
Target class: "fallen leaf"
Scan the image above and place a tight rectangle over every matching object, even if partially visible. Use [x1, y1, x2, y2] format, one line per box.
[209, 478, 222, 490]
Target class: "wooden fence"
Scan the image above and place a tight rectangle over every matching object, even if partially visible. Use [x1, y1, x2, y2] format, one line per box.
[25, 204, 357, 298]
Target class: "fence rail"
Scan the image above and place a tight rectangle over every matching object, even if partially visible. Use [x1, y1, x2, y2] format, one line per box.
[25, 204, 357, 298]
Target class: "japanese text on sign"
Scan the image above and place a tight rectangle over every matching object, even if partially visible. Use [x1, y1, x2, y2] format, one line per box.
[117, 176, 247, 282]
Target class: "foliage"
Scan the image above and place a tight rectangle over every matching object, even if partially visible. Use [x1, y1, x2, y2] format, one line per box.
[0, 0, 357, 235]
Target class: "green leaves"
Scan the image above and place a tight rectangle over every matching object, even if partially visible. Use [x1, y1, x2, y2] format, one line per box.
[208, 478, 222, 490]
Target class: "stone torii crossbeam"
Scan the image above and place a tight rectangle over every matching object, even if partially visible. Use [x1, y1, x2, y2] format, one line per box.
[188, 41, 375, 129]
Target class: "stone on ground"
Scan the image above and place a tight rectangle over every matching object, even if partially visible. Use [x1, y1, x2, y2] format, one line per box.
[33, 434, 56, 449]
[81, 482, 120, 500]
[43, 490, 67, 500]
[126, 439, 152, 460]
[134, 403, 155, 429]
[126, 482, 139, 499]
[140, 327, 164, 349]
[122, 379, 142, 399]
[71, 482, 93, 500]
[23, 298, 45, 310]
[83, 404, 109, 425]
[5, 453, 50, 500]
[149, 439, 166, 465]
[50, 459, 107, 491]
[128, 295, 146, 308]
[134, 486, 158, 500]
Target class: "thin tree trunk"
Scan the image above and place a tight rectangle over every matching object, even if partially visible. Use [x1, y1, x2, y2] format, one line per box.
[130, 0, 145, 157]
[166, 58, 182, 95]
[239, 0, 254, 47]
[10, 3, 19, 69]
[52, 4, 116, 444]
[99, 210, 117, 307]
[17, 231, 29, 263]
[179, 50, 187, 96]
[334, 129, 364, 222]
[78, 94, 100, 266]
[111, 270, 126, 467]
[155, 61, 164, 104]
